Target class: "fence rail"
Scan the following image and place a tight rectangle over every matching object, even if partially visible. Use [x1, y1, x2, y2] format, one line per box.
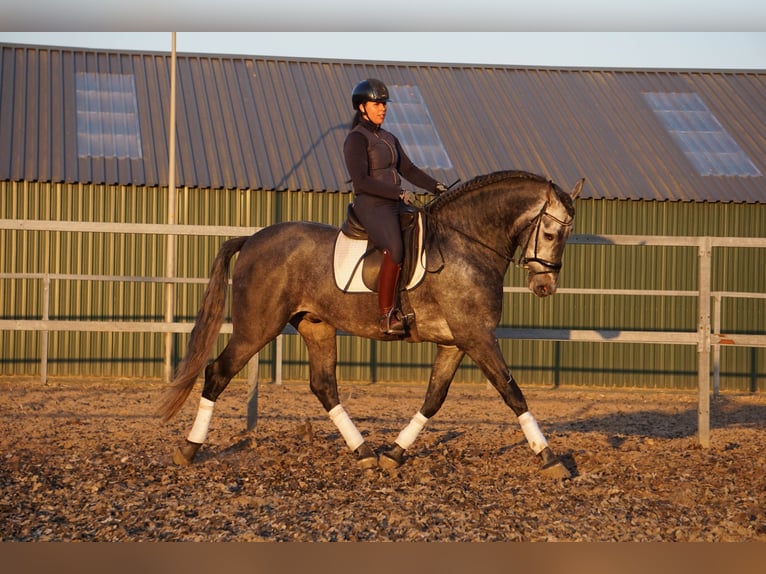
[2, 218, 766, 447]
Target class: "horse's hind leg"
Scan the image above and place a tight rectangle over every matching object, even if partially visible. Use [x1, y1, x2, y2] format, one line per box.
[173, 334, 265, 466]
[379, 344, 465, 470]
[296, 316, 377, 469]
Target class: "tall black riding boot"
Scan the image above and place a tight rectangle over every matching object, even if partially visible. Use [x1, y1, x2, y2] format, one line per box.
[378, 249, 406, 336]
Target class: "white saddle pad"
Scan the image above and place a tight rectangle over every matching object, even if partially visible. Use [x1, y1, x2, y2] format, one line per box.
[333, 214, 427, 293]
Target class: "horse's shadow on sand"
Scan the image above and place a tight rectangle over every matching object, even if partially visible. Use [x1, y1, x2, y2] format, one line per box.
[404, 395, 766, 478]
[548, 394, 766, 443]
[548, 396, 765, 477]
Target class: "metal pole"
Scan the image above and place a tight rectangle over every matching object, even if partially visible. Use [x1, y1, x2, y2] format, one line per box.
[246, 353, 259, 431]
[163, 32, 178, 383]
[697, 238, 712, 448]
[41, 275, 50, 384]
[275, 334, 283, 385]
[713, 294, 722, 396]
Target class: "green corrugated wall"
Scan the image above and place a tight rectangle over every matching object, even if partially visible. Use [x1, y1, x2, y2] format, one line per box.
[2, 181, 764, 391]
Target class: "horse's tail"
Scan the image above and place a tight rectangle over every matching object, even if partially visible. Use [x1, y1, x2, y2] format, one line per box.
[157, 235, 249, 422]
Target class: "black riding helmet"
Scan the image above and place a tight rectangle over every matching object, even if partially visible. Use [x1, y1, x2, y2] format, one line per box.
[351, 78, 390, 110]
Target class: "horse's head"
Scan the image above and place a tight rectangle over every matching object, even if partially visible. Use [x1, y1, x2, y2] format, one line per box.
[518, 178, 584, 297]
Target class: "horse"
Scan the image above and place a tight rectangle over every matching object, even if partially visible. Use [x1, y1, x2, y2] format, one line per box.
[158, 170, 584, 479]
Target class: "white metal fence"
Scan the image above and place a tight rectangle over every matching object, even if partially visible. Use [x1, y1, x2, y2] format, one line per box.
[2, 218, 766, 447]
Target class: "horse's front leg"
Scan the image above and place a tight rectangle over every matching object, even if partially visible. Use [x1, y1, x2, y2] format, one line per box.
[296, 317, 377, 469]
[467, 336, 571, 479]
[379, 344, 465, 470]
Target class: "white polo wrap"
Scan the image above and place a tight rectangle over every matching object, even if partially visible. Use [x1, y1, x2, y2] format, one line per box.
[518, 411, 548, 454]
[395, 411, 429, 450]
[328, 405, 365, 451]
[187, 397, 215, 444]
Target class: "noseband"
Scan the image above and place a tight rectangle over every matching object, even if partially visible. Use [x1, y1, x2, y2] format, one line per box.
[516, 200, 573, 273]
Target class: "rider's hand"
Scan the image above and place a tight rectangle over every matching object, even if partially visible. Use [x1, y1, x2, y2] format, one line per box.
[435, 182, 449, 194]
[400, 190, 417, 205]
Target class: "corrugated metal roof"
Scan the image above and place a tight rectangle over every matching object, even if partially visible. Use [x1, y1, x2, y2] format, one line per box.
[2, 43, 765, 203]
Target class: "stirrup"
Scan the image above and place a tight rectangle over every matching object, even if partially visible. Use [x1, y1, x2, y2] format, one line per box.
[379, 309, 407, 336]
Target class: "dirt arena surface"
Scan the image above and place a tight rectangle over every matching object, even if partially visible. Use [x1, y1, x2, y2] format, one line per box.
[1, 377, 765, 542]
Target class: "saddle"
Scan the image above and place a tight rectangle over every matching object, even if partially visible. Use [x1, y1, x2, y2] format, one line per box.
[333, 203, 426, 293]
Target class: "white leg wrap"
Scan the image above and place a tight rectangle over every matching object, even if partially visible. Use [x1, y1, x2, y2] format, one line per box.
[187, 397, 215, 444]
[518, 411, 549, 454]
[395, 411, 429, 450]
[328, 405, 365, 451]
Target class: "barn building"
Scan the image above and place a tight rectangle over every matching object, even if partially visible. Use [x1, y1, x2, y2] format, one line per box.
[1, 42, 764, 391]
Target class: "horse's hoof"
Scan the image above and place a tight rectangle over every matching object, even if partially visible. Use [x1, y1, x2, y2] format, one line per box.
[378, 445, 405, 470]
[541, 460, 572, 480]
[538, 446, 571, 480]
[378, 454, 400, 470]
[173, 447, 192, 466]
[172, 441, 202, 466]
[355, 443, 378, 469]
[357, 456, 378, 470]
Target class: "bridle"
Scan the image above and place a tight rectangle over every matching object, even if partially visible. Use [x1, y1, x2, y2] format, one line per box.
[515, 200, 574, 273]
[421, 192, 573, 273]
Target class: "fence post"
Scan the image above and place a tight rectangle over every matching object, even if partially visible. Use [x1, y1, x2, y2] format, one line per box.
[697, 238, 712, 448]
[41, 275, 50, 384]
[275, 334, 283, 385]
[713, 294, 722, 396]
[246, 353, 259, 431]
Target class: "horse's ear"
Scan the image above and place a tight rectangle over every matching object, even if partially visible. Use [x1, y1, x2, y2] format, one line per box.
[570, 178, 585, 200]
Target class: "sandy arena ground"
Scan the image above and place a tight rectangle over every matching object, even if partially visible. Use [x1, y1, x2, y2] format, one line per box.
[1, 378, 765, 542]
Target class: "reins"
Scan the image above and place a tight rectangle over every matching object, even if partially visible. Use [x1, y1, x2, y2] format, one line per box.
[431, 214, 516, 264]
[407, 195, 516, 270]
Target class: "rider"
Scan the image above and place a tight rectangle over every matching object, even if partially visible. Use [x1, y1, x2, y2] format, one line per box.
[343, 78, 448, 336]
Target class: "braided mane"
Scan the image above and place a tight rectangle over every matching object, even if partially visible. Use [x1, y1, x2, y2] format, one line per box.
[426, 170, 557, 215]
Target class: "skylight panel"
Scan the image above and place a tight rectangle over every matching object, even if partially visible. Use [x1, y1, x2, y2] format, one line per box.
[385, 84, 453, 170]
[76, 73, 143, 159]
[643, 92, 760, 177]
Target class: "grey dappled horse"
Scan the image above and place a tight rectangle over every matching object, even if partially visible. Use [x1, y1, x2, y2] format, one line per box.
[159, 170, 584, 479]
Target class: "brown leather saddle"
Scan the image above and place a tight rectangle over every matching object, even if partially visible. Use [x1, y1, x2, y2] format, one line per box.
[339, 203, 422, 292]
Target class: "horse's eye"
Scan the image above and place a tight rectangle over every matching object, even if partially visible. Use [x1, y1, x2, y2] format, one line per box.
[543, 233, 555, 241]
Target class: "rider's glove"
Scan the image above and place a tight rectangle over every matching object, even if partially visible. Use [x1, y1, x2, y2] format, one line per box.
[400, 190, 417, 205]
[434, 182, 449, 194]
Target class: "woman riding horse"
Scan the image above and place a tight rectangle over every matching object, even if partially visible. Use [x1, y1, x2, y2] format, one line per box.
[343, 78, 448, 335]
